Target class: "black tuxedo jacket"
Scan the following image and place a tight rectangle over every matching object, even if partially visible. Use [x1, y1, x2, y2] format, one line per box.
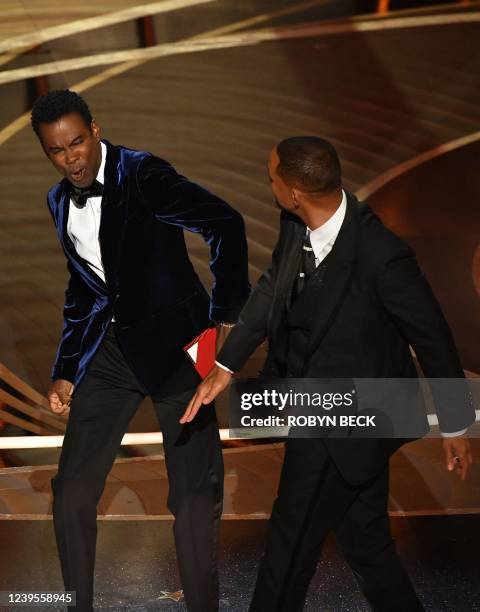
[218, 193, 475, 484]
[47, 140, 250, 397]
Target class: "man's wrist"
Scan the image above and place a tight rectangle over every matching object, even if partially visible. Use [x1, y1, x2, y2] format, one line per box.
[215, 360, 234, 374]
[441, 428, 468, 438]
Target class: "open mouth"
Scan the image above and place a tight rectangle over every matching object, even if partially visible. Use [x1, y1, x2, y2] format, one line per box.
[70, 168, 85, 183]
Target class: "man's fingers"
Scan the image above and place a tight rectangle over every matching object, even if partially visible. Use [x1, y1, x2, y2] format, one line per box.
[58, 392, 72, 405]
[448, 458, 455, 472]
[202, 383, 217, 404]
[179, 377, 219, 423]
[444, 442, 455, 471]
[180, 394, 197, 423]
[459, 450, 471, 480]
[47, 381, 73, 416]
[51, 402, 70, 416]
[179, 368, 232, 424]
[180, 391, 204, 424]
[180, 398, 202, 424]
[446, 441, 470, 480]
[49, 393, 62, 412]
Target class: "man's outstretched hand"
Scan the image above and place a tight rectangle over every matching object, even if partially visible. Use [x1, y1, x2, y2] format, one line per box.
[48, 379, 74, 416]
[443, 435, 472, 480]
[180, 365, 232, 423]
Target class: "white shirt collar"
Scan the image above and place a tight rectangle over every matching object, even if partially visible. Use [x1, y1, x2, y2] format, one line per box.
[96, 141, 107, 186]
[307, 189, 347, 260]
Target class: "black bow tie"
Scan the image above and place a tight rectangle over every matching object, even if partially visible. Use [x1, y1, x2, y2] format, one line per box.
[70, 180, 103, 208]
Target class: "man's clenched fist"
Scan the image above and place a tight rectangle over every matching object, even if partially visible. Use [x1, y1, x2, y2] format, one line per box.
[48, 379, 74, 416]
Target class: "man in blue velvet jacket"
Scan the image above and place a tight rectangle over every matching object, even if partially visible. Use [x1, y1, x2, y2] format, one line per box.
[31, 89, 250, 612]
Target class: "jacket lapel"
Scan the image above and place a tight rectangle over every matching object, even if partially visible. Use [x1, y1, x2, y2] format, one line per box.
[55, 181, 108, 296]
[268, 213, 304, 336]
[281, 223, 305, 312]
[303, 193, 359, 363]
[98, 140, 128, 292]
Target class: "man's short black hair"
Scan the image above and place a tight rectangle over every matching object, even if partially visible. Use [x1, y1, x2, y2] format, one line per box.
[31, 89, 93, 138]
[276, 136, 342, 193]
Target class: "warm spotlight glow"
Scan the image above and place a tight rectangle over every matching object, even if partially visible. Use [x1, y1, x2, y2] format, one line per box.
[377, 0, 390, 13]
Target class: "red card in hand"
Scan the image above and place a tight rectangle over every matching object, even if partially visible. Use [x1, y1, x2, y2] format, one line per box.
[183, 327, 217, 379]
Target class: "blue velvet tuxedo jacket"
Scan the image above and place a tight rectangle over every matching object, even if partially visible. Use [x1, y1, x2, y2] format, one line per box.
[47, 140, 250, 396]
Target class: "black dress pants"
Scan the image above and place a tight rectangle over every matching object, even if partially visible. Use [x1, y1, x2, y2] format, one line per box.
[250, 438, 424, 612]
[51, 326, 224, 612]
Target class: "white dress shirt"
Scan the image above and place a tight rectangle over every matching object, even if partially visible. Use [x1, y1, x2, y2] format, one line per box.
[308, 189, 347, 266]
[67, 141, 117, 322]
[67, 141, 107, 284]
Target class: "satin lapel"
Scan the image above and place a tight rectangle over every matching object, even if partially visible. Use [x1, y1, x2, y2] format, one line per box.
[98, 140, 127, 292]
[279, 218, 305, 310]
[268, 217, 304, 336]
[304, 194, 359, 363]
[56, 180, 108, 296]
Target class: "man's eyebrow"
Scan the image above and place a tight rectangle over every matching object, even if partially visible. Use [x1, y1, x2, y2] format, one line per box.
[47, 135, 82, 151]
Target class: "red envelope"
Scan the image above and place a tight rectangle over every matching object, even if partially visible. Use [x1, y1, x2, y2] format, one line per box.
[183, 327, 217, 378]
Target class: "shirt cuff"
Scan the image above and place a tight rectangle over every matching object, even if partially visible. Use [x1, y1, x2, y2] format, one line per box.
[440, 428, 468, 438]
[215, 360, 234, 374]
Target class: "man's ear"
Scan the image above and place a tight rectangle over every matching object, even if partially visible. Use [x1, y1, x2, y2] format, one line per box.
[291, 188, 300, 210]
[91, 120, 101, 141]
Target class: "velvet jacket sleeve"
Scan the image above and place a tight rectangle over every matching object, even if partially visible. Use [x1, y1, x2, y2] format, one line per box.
[52, 261, 97, 383]
[136, 155, 250, 323]
[376, 247, 475, 433]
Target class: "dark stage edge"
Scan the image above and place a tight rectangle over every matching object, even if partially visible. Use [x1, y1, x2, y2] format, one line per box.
[1, 517, 479, 611]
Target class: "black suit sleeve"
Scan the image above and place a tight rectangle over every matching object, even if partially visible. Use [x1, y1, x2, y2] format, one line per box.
[137, 155, 250, 323]
[217, 214, 285, 372]
[376, 248, 475, 433]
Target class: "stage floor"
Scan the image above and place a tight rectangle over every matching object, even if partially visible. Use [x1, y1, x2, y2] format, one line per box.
[1, 438, 479, 609]
[1, 436, 480, 519]
[1, 516, 479, 611]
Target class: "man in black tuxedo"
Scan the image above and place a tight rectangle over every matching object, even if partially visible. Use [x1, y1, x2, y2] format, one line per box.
[31, 89, 250, 612]
[182, 137, 474, 611]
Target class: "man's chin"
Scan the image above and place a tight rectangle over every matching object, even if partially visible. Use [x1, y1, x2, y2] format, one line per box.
[68, 175, 92, 189]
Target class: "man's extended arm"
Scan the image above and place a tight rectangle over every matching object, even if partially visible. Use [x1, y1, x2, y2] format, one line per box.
[376, 247, 475, 478]
[180, 213, 287, 423]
